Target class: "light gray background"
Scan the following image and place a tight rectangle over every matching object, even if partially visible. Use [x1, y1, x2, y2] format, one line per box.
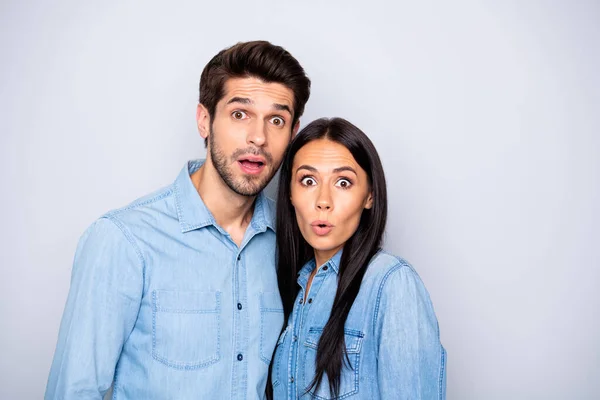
[1, 1, 598, 399]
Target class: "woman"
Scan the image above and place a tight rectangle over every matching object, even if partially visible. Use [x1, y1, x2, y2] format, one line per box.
[269, 118, 446, 399]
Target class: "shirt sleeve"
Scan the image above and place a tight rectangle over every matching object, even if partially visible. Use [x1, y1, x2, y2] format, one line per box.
[45, 217, 144, 400]
[374, 263, 447, 399]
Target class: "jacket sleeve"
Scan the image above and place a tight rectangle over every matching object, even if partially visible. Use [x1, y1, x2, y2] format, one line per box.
[45, 217, 144, 400]
[374, 263, 447, 399]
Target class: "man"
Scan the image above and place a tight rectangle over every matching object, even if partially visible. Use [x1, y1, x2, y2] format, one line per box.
[45, 41, 311, 399]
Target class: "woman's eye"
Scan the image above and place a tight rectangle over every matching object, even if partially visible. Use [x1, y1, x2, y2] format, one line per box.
[232, 111, 247, 120]
[300, 176, 316, 186]
[270, 116, 285, 127]
[335, 179, 352, 189]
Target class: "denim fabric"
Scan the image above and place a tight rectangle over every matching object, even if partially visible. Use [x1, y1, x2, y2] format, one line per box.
[45, 160, 283, 400]
[271, 250, 446, 399]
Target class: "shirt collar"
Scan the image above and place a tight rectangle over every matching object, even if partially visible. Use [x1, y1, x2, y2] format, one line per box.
[173, 159, 275, 233]
[327, 249, 343, 274]
[250, 189, 276, 233]
[297, 248, 343, 286]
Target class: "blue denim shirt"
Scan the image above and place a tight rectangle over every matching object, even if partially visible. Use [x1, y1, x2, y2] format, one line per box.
[271, 250, 446, 399]
[46, 160, 283, 400]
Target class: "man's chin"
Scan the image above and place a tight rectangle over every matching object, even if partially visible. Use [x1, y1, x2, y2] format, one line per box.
[230, 177, 270, 197]
[232, 187, 264, 197]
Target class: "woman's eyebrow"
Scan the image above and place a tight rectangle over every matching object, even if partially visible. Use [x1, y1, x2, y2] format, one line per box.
[295, 165, 357, 174]
[333, 166, 357, 175]
[296, 165, 317, 173]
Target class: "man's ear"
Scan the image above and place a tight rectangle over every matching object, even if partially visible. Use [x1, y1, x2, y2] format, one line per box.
[292, 120, 300, 137]
[364, 192, 374, 209]
[197, 103, 210, 140]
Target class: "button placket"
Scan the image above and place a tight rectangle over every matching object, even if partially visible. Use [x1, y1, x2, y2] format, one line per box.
[291, 287, 307, 398]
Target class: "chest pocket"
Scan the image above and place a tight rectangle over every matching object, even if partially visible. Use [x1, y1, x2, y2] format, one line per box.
[301, 327, 364, 399]
[152, 290, 221, 370]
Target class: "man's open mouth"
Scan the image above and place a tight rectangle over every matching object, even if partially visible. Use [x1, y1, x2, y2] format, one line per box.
[239, 159, 265, 168]
[237, 157, 267, 174]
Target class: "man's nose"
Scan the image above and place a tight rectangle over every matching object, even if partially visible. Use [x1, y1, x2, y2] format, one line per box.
[246, 120, 267, 147]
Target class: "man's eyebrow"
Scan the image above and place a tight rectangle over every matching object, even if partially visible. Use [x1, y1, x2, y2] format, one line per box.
[333, 166, 357, 174]
[296, 165, 317, 173]
[273, 103, 292, 115]
[226, 97, 253, 105]
[226, 97, 292, 116]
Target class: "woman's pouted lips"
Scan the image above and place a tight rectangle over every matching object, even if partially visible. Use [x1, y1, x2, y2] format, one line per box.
[311, 220, 333, 236]
[237, 155, 266, 175]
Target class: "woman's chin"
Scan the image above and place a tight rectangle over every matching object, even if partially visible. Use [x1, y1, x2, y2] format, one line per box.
[306, 239, 345, 256]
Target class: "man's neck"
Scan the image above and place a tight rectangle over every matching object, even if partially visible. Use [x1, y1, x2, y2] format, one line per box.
[190, 160, 257, 246]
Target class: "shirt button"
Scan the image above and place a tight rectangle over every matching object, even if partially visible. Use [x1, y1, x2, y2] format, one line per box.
[308, 298, 313, 304]
[323, 265, 328, 271]
[237, 353, 243, 361]
[290, 377, 295, 383]
[237, 303, 242, 310]
[237, 255, 241, 261]
[292, 336, 298, 342]
[299, 299, 303, 304]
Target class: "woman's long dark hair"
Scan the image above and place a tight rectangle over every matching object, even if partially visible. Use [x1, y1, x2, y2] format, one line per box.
[269, 117, 388, 398]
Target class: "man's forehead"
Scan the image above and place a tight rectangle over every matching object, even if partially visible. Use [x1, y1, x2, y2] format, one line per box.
[221, 77, 294, 109]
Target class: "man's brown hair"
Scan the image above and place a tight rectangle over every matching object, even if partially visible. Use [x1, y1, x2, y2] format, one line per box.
[199, 41, 311, 145]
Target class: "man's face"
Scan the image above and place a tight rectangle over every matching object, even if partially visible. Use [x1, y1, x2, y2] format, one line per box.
[198, 77, 298, 196]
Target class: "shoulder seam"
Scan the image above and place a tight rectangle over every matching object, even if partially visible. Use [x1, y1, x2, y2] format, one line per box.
[105, 187, 174, 217]
[100, 215, 146, 269]
[371, 260, 411, 330]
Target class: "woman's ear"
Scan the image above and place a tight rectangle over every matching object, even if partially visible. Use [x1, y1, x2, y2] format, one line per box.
[364, 192, 374, 209]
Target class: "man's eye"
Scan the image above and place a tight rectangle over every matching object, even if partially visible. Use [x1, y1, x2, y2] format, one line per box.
[335, 179, 352, 189]
[300, 176, 316, 186]
[232, 111, 247, 120]
[270, 116, 285, 127]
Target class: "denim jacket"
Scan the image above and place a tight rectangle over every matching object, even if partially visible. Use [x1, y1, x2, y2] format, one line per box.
[271, 250, 446, 399]
[45, 160, 283, 400]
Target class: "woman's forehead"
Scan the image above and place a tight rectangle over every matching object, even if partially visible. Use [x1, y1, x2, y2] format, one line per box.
[292, 139, 359, 170]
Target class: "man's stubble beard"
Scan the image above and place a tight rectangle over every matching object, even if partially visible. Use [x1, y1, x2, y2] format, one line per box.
[209, 127, 279, 197]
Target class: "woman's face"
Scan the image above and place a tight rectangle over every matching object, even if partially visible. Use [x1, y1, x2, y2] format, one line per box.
[290, 139, 373, 265]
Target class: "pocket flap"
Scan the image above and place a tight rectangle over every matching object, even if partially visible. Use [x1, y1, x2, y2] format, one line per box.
[260, 291, 283, 312]
[153, 290, 220, 313]
[304, 327, 364, 354]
